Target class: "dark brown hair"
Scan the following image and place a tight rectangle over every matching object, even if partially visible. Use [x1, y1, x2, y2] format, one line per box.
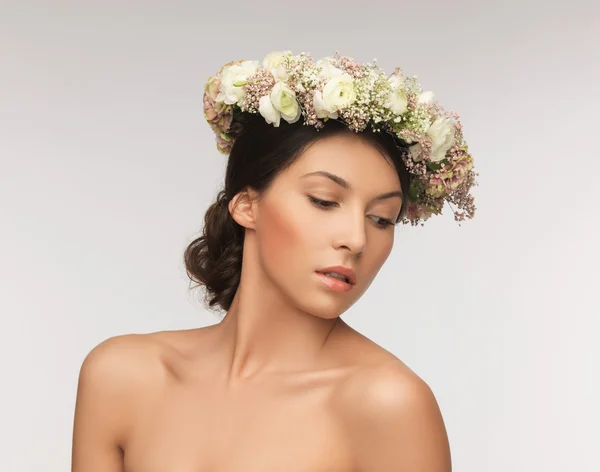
[184, 115, 413, 314]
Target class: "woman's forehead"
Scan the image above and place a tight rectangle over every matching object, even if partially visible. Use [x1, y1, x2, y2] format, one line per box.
[289, 136, 397, 184]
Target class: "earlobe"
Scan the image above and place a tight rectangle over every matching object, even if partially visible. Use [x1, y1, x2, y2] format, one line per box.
[229, 190, 258, 230]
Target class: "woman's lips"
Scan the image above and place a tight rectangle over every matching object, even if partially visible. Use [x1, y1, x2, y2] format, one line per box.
[315, 272, 355, 292]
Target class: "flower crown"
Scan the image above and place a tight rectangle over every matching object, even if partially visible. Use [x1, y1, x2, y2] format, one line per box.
[203, 50, 478, 226]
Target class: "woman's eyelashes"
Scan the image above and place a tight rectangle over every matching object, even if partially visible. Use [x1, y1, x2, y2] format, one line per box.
[307, 195, 394, 229]
[307, 195, 336, 209]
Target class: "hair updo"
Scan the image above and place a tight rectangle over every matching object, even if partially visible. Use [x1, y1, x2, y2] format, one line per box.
[183, 115, 413, 314]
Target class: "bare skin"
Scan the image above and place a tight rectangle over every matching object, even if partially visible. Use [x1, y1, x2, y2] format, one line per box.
[72, 134, 452, 471]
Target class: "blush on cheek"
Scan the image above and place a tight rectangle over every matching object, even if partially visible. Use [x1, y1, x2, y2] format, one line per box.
[261, 203, 301, 264]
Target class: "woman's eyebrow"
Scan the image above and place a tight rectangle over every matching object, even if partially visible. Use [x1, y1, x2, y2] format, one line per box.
[300, 171, 403, 201]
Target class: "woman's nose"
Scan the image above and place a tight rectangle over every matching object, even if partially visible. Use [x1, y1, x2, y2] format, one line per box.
[334, 215, 367, 255]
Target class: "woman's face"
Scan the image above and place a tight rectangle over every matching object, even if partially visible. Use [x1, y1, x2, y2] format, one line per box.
[246, 133, 403, 318]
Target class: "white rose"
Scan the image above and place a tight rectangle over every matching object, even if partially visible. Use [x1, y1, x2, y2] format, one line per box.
[216, 60, 260, 105]
[427, 116, 456, 162]
[417, 90, 435, 104]
[270, 82, 301, 124]
[409, 116, 456, 162]
[319, 72, 356, 115]
[262, 50, 290, 81]
[426, 116, 456, 162]
[386, 75, 408, 115]
[313, 91, 338, 119]
[316, 56, 345, 80]
[409, 143, 424, 162]
[259, 95, 281, 127]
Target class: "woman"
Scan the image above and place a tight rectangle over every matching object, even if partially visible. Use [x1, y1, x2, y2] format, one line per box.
[71, 51, 476, 471]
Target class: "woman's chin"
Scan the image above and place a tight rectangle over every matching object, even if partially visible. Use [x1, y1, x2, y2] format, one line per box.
[298, 294, 355, 320]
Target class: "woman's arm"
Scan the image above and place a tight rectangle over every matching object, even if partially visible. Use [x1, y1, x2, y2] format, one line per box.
[71, 337, 134, 472]
[341, 363, 452, 472]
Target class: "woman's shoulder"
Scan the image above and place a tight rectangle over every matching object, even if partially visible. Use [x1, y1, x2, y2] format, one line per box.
[73, 329, 207, 455]
[79, 327, 210, 384]
[76, 332, 168, 406]
[334, 320, 422, 378]
[332, 322, 434, 417]
[331, 332, 451, 471]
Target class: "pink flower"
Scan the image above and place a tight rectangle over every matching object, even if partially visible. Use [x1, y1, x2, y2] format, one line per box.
[203, 76, 234, 132]
[215, 132, 233, 155]
[405, 202, 437, 224]
[204, 76, 221, 102]
[203, 97, 233, 131]
[212, 122, 244, 155]
[425, 176, 446, 198]
[442, 154, 473, 193]
[203, 94, 218, 121]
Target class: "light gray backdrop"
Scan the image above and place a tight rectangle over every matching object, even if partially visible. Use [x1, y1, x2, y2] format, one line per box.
[1, 0, 598, 470]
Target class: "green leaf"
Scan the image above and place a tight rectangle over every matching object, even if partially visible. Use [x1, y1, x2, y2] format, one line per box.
[426, 159, 448, 171]
[408, 181, 420, 200]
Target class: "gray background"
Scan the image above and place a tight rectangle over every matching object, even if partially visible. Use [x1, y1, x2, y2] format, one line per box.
[1, 0, 599, 470]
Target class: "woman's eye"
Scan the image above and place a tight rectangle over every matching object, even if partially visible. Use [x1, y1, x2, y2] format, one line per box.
[373, 217, 394, 229]
[308, 196, 395, 229]
[308, 196, 337, 208]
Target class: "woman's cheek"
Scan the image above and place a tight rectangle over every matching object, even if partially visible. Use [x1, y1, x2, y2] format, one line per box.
[260, 202, 300, 262]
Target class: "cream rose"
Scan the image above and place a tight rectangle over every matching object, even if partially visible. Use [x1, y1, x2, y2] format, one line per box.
[262, 50, 290, 81]
[258, 95, 281, 127]
[386, 75, 408, 115]
[427, 116, 456, 162]
[216, 60, 259, 105]
[410, 116, 456, 162]
[313, 91, 338, 119]
[270, 82, 301, 124]
[316, 56, 345, 80]
[315, 72, 356, 118]
[258, 82, 301, 127]
[417, 90, 435, 104]
[409, 143, 424, 162]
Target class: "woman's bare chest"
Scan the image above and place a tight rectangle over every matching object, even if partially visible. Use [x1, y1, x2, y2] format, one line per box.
[123, 373, 355, 472]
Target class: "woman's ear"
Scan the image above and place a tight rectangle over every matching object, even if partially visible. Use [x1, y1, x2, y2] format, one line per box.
[228, 188, 260, 230]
